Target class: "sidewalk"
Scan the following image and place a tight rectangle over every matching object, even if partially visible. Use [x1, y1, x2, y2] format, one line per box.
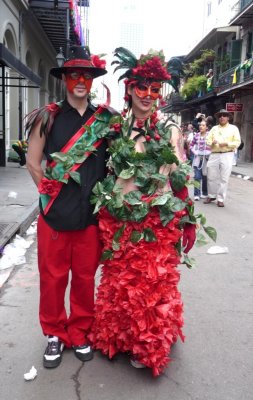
[0, 162, 39, 249]
[230, 161, 253, 181]
[0, 160, 253, 286]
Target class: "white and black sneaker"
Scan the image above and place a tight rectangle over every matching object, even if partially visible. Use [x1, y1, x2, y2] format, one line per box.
[43, 336, 64, 368]
[73, 344, 93, 362]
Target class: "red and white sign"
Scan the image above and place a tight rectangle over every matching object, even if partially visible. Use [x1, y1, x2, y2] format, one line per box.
[226, 103, 243, 112]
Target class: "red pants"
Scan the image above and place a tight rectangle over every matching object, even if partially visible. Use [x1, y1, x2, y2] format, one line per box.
[37, 215, 101, 347]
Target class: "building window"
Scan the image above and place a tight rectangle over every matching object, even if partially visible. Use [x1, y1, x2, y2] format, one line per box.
[207, 2, 212, 16]
[246, 31, 253, 59]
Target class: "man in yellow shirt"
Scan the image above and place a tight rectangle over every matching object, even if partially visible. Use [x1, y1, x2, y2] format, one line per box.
[204, 109, 241, 207]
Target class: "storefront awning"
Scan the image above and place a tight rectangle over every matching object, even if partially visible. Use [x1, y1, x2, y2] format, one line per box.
[0, 44, 41, 86]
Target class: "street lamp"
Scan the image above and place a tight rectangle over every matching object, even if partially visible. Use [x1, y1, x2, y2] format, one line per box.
[56, 47, 65, 67]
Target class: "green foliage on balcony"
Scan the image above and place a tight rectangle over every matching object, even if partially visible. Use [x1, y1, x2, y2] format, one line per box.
[181, 49, 215, 100]
[215, 54, 230, 72]
[185, 49, 216, 76]
[181, 75, 207, 99]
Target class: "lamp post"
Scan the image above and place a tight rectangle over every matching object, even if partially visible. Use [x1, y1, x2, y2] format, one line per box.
[56, 47, 65, 67]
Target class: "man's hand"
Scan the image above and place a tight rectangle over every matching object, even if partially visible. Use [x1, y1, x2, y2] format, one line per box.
[182, 223, 196, 253]
[219, 142, 228, 147]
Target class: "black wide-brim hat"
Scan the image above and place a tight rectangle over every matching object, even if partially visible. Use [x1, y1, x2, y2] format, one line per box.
[50, 46, 107, 79]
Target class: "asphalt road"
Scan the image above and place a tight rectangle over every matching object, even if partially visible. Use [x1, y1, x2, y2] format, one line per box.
[0, 175, 252, 400]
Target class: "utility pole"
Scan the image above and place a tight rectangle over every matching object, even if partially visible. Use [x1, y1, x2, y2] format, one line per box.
[18, 10, 23, 141]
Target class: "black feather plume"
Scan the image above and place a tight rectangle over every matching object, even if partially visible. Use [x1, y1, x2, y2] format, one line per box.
[112, 47, 137, 81]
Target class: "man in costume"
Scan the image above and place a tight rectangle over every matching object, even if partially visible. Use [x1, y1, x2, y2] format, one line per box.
[204, 109, 241, 207]
[25, 46, 113, 368]
[89, 48, 200, 376]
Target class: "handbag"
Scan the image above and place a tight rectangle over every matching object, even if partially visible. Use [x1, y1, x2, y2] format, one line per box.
[201, 156, 208, 176]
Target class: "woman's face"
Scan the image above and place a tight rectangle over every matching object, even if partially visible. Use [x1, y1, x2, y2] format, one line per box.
[127, 81, 161, 117]
[199, 121, 207, 133]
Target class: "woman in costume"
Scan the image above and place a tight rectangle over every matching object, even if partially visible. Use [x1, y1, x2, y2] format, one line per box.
[89, 48, 205, 376]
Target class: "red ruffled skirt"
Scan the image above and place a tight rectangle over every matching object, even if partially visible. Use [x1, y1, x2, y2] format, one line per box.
[89, 207, 184, 376]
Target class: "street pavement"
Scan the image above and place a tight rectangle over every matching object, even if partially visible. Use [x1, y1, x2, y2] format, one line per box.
[0, 168, 252, 399]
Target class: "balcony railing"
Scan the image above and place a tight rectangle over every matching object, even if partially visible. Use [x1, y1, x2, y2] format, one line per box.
[240, 0, 253, 11]
[216, 58, 253, 91]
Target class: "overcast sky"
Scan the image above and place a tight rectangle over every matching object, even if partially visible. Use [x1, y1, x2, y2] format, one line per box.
[87, 0, 206, 107]
[88, 0, 205, 58]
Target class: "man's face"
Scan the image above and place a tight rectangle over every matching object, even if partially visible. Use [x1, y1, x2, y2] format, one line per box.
[218, 113, 229, 126]
[63, 69, 93, 97]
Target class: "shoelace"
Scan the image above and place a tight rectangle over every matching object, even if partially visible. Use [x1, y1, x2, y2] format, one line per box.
[47, 341, 59, 354]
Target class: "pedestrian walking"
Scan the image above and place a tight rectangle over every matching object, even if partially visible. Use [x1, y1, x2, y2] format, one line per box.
[185, 123, 195, 164]
[190, 120, 211, 200]
[204, 109, 241, 207]
[25, 45, 113, 368]
[89, 47, 197, 376]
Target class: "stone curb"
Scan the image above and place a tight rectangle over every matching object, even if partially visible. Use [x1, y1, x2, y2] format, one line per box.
[231, 171, 253, 182]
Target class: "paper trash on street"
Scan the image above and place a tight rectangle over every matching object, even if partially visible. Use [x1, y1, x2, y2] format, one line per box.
[24, 366, 37, 381]
[26, 224, 37, 236]
[207, 246, 229, 255]
[7, 191, 17, 199]
[0, 234, 34, 271]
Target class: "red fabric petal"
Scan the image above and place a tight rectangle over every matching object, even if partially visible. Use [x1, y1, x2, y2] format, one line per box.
[89, 208, 184, 376]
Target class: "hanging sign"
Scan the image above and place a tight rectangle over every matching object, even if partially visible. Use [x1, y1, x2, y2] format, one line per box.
[226, 103, 243, 112]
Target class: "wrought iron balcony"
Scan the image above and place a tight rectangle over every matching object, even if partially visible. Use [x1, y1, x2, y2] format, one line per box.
[28, 0, 89, 55]
[230, 0, 253, 25]
[216, 59, 253, 93]
[240, 0, 253, 11]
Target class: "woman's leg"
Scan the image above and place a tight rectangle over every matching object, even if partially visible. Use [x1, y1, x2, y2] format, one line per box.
[193, 166, 201, 197]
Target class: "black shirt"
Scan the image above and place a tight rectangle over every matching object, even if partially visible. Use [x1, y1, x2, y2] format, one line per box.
[41, 100, 108, 231]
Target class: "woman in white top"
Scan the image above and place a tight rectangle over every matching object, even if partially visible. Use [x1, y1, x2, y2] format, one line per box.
[190, 120, 211, 200]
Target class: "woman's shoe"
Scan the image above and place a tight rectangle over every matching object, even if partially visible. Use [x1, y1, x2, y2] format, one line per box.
[204, 197, 216, 204]
[130, 358, 146, 369]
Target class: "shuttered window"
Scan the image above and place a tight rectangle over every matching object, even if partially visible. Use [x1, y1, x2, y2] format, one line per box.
[246, 32, 253, 59]
[230, 40, 242, 68]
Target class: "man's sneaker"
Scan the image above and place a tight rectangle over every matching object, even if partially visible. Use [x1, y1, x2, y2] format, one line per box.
[73, 344, 93, 362]
[194, 196, 200, 201]
[200, 194, 208, 199]
[130, 358, 146, 369]
[43, 336, 64, 368]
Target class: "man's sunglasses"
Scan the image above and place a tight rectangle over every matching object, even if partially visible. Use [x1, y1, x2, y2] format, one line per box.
[67, 71, 93, 80]
[219, 113, 229, 117]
